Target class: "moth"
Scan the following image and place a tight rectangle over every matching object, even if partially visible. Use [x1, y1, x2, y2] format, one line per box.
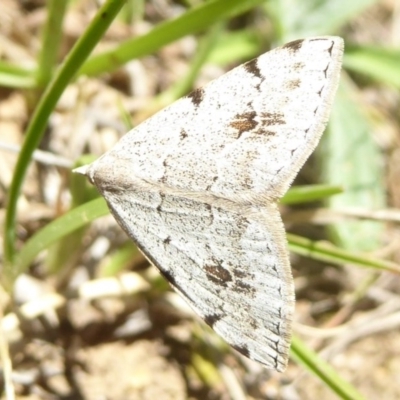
[75, 37, 343, 371]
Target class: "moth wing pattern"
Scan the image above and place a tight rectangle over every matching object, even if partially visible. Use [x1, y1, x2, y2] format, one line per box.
[101, 186, 293, 371]
[95, 37, 343, 204]
[75, 36, 344, 370]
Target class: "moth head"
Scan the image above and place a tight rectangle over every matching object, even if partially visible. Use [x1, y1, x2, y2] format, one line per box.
[73, 163, 95, 185]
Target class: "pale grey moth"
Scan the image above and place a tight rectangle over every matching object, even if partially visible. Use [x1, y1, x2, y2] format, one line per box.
[75, 37, 344, 372]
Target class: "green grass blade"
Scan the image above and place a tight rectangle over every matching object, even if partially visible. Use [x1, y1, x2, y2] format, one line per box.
[36, 0, 69, 88]
[291, 335, 366, 400]
[45, 161, 100, 275]
[0, 61, 36, 88]
[206, 29, 262, 65]
[287, 233, 400, 274]
[79, 0, 267, 76]
[282, 185, 343, 205]
[344, 44, 400, 88]
[149, 22, 224, 112]
[98, 242, 140, 277]
[3, 0, 126, 280]
[13, 198, 109, 281]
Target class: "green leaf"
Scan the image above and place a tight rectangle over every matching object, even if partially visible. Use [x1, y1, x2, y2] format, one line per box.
[266, 0, 378, 40]
[320, 77, 386, 251]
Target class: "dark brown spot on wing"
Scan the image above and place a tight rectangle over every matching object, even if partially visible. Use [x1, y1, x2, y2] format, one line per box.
[233, 269, 249, 279]
[283, 38, 304, 52]
[261, 112, 285, 126]
[229, 111, 258, 136]
[187, 87, 204, 106]
[204, 313, 222, 328]
[244, 58, 263, 80]
[255, 129, 277, 136]
[180, 129, 188, 139]
[232, 268, 255, 280]
[326, 39, 335, 55]
[204, 263, 232, 286]
[236, 280, 256, 296]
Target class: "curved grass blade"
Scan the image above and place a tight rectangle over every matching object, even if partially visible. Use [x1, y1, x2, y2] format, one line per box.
[79, 0, 266, 77]
[287, 233, 400, 274]
[344, 44, 400, 88]
[36, 0, 69, 88]
[3, 0, 126, 280]
[291, 335, 366, 400]
[282, 185, 343, 205]
[13, 198, 108, 283]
